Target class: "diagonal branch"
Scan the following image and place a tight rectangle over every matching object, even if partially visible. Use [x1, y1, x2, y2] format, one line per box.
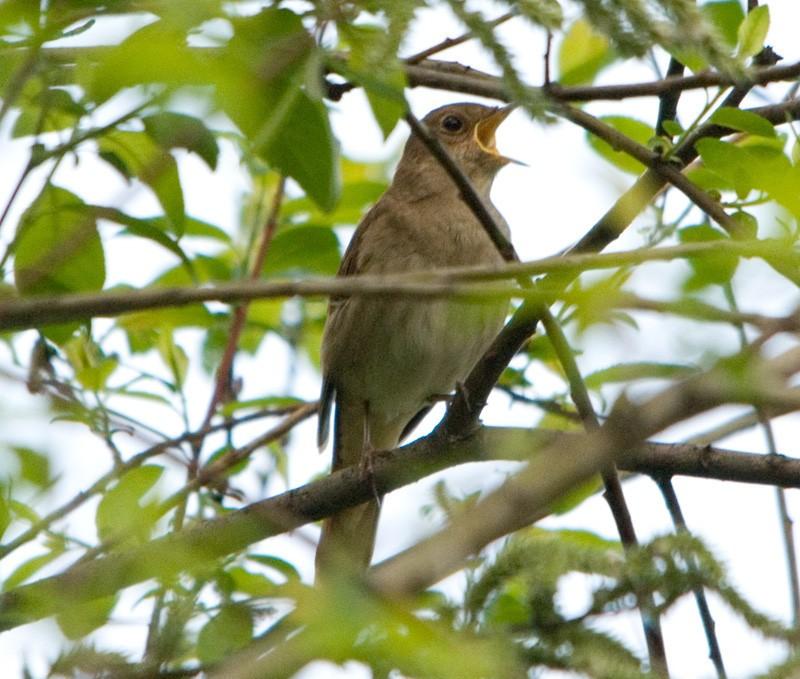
[3, 361, 800, 631]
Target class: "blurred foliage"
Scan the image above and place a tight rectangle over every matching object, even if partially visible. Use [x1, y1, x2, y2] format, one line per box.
[0, 0, 798, 677]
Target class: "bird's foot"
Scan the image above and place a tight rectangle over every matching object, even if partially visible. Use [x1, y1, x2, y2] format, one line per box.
[359, 447, 382, 508]
[453, 381, 472, 410]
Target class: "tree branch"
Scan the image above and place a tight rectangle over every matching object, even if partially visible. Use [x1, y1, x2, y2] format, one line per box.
[4, 361, 800, 630]
[1, 239, 789, 332]
[371, 348, 800, 595]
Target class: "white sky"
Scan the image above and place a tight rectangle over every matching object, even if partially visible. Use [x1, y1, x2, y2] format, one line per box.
[2, 2, 800, 678]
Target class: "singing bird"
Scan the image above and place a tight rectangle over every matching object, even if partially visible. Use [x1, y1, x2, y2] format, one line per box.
[316, 102, 516, 575]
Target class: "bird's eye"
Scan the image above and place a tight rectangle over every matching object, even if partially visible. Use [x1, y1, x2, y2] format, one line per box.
[441, 115, 464, 133]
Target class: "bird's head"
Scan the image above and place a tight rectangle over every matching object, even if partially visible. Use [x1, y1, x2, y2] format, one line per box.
[399, 102, 517, 195]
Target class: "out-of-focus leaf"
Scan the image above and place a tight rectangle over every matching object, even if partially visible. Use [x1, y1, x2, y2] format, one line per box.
[731, 211, 758, 240]
[558, 19, 612, 86]
[341, 24, 406, 138]
[83, 20, 209, 103]
[8, 499, 40, 525]
[703, 0, 746, 48]
[263, 225, 341, 277]
[143, 111, 219, 170]
[12, 86, 85, 138]
[265, 93, 341, 213]
[221, 396, 303, 417]
[120, 304, 216, 353]
[737, 4, 769, 59]
[95, 465, 164, 543]
[696, 138, 800, 214]
[227, 566, 276, 597]
[0, 491, 9, 540]
[158, 333, 189, 388]
[679, 224, 739, 288]
[197, 604, 253, 664]
[282, 178, 387, 227]
[152, 254, 233, 287]
[64, 332, 118, 391]
[13, 185, 105, 342]
[586, 116, 654, 174]
[549, 477, 603, 514]
[585, 362, 698, 389]
[710, 107, 776, 138]
[96, 207, 194, 276]
[515, 0, 563, 29]
[12, 446, 51, 488]
[2, 547, 65, 591]
[56, 595, 117, 640]
[484, 577, 530, 628]
[98, 130, 185, 235]
[215, 8, 341, 211]
[181, 216, 232, 243]
[248, 554, 302, 581]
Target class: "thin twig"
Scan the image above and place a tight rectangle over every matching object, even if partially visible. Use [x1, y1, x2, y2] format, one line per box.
[656, 477, 727, 678]
[200, 177, 287, 430]
[0, 405, 309, 559]
[724, 283, 800, 629]
[404, 11, 514, 64]
[404, 58, 800, 103]
[5, 352, 800, 630]
[539, 306, 669, 675]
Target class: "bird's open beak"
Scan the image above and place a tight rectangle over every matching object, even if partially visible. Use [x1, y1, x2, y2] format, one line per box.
[474, 104, 525, 165]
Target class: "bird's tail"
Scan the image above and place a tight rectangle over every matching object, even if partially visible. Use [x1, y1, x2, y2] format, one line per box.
[315, 395, 402, 579]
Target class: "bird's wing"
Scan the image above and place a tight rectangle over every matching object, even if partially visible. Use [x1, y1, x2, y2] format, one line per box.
[316, 204, 384, 449]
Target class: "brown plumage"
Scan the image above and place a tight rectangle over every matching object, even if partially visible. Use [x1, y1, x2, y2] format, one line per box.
[315, 102, 515, 576]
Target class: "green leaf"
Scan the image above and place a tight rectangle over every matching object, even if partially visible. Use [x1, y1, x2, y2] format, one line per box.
[737, 5, 770, 59]
[515, 0, 563, 29]
[585, 362, 698, 389]
[679, 224, 739, 287]
[56, 595, 117, 640]
[221, 396, 303, 417]
[95, 465, 164, 543]
[14, 185, 105, 295]
[119, 304, 215, 353]
[0, 491, 9, 540]
[227, 566, 276, 597]
[558, 19, 612, 86]
[97, 207, 194, 276]
[98, 130, 185, 235]
[661, 119, 684, 137]
[8, 499, 40, 525]
[12, 86, 85, 138]
[696, 138, 800, 214]
[12, 446, 51, 488]
[586, 116, 654, 174]
[263, 225, 341, 277]
[215, 8, 340, 211]
[247, 554, 301, 581]
[731, 211, 758, 240]
[710, 107, 776, 138]
[2, 547, 64, 591]
[143, 112, 219, 170]
[197, 604, 253, 664]
[703, 0, 746, 47]
[158, 333, 189, 388]
[12, 185, 104, 342]
[342, 24, 407, 138]
[282, 177, 387, 227]
[83, 20, 209, 103]
[64, 332, 118, 391]
[263, 93, 341, 213]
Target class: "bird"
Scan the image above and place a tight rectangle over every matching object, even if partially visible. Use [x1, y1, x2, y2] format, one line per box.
[315, 102, 516, 576]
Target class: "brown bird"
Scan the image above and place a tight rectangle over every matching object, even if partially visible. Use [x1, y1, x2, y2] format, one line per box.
[315, 102, 515, 576]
